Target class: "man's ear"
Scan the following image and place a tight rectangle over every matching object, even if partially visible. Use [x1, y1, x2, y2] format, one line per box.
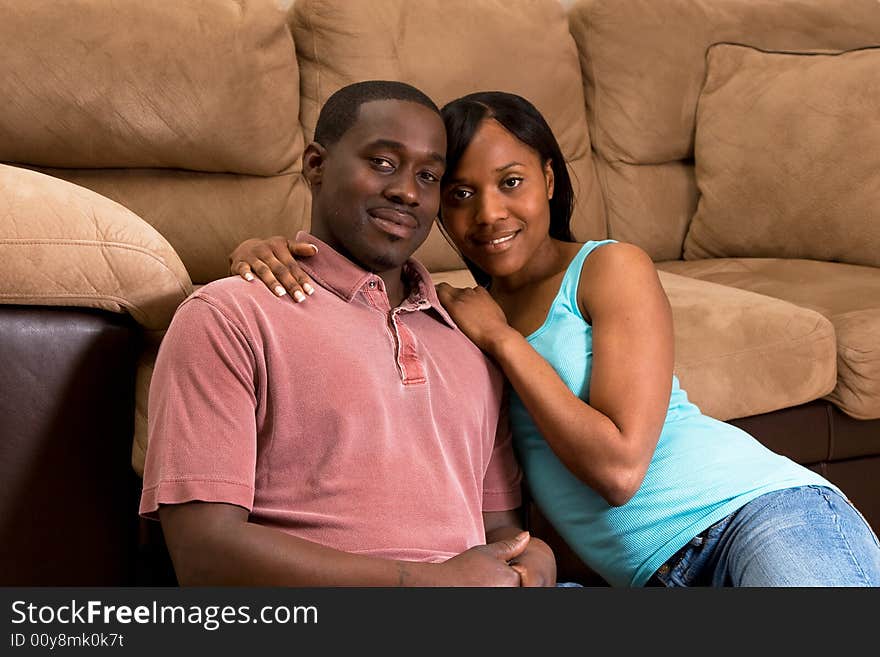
[303, 142, 327, 187]
[543, 159, 555, 200]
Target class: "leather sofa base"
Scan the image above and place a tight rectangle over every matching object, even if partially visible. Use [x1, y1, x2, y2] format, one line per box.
[0, 306, 141, 585]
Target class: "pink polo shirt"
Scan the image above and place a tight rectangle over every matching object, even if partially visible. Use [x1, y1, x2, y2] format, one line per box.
[139, 232, 521, 563]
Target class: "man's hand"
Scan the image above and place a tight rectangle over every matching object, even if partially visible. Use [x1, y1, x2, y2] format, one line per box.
[417, 532, 531, 587]
[481, 511, 557, 587]
[508, 535, 557, 587]
[229, 235, 318, 302]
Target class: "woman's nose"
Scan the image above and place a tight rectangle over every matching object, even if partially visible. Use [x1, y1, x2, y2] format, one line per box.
[476, 190, 507, 224]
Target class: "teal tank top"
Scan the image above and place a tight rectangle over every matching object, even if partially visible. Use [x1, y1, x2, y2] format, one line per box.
[510, 240, 835, 587]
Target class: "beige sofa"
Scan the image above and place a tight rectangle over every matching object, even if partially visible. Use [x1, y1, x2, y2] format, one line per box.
[1, 0, 878, 585]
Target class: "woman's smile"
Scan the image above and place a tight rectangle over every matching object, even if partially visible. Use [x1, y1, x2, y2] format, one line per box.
[470, 229, 521, 253]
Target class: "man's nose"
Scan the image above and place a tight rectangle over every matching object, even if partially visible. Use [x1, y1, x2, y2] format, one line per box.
[384, 170, 419, 207]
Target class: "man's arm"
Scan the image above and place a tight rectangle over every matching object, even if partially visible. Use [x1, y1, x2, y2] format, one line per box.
[161, 502, 532, 587]
[160, 502, 414, 586]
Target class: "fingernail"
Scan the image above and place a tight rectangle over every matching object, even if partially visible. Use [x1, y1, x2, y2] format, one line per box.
[310, 244, 319, 254]
[244, 272, 255, 281]
[303, 283, 315, 296]
[294, 290, 306, 303]
[274, 285, 287, 297]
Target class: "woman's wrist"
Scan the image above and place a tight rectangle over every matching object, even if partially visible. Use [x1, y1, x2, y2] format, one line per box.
[486, 326, 525, 361]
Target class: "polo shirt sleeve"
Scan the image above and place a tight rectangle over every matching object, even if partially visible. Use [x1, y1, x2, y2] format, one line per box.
[481, 400, 523, 512]
[139, 294, 259, 520]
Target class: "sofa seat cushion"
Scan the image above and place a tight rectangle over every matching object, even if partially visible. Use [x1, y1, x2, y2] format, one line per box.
[658, 258, 880, 420]
[656, 270, 836, 422]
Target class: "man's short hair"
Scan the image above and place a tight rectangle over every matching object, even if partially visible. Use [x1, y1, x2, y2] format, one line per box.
[313, 80, 441, 147]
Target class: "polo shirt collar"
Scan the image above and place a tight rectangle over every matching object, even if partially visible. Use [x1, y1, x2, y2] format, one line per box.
[295, 231, 458, 330]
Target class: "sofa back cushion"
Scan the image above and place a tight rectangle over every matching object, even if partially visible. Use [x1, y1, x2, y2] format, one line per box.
[292, 0, 606, 273]
[568, 0, 880, 262]
[685, 45, 880, 267]
[0, 0, 309, 284]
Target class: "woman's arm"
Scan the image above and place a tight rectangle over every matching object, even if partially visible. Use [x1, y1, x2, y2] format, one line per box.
[437, 243, 672, 507]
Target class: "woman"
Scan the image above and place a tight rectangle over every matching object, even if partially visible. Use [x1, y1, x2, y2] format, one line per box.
[229, 91, 880, 587]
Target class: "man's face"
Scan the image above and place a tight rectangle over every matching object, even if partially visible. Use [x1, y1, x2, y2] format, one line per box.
[306, 99, 446, 272]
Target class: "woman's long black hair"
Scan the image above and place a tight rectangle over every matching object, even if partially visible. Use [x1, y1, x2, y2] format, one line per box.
[439, 91, 576, 287]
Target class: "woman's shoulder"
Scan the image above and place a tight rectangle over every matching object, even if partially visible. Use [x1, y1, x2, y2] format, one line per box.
[576, 241, 661, 310]
[579, 240, 654, 278]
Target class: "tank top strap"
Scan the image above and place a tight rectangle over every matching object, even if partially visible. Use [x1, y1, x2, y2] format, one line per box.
[557, 240, 618, 308]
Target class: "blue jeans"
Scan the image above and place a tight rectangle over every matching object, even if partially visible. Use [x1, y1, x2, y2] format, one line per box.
[648, 485, 880, 587]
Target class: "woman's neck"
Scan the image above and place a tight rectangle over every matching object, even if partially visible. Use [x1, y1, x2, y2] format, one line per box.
[490, 237, 580, 296]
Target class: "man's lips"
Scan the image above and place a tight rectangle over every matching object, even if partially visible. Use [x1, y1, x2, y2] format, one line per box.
[368, 207, 418, 228]
[367, 207, 419, 239]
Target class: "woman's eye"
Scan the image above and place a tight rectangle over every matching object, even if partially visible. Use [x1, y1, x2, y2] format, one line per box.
[502, 176, 523, 189]
[451, 188, 473, 201]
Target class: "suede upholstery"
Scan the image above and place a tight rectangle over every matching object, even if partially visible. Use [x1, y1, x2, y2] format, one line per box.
[568, 0, 880, 261]
[291, 0, 606, 273]
[657, 271, 837, 421]
[569, 0, 880, 424]
[0, 0, 878, 584]
[686, 45, 880, 267]
[659, 258, 880, 419]
[0, 165, 192, 330]
[0, 0, 309, 285]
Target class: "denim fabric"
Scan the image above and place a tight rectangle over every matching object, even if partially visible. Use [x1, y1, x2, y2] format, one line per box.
[650, 485, 880, 587]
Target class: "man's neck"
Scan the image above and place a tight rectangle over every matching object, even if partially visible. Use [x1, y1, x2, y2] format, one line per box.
[308, 225, 410, 308]
[378, 269, 407, 308]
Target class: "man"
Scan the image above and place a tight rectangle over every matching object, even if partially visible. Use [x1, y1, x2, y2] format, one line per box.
[139, 81, 556, 586]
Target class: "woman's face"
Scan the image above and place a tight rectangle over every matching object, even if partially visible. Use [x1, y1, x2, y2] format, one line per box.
[441, 119, 554, 279]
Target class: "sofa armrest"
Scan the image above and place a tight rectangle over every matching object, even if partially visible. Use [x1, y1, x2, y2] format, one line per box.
[0, 164, 193, 330]
[0, 305, 142, 584]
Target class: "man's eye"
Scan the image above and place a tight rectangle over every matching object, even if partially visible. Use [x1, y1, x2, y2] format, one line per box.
[369, 158, 394, 170]
[419, 171, 440, 184]
[502, 176, 523, 189]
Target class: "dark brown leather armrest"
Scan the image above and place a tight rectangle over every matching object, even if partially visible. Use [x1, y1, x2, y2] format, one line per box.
[0, 305, 141, 585]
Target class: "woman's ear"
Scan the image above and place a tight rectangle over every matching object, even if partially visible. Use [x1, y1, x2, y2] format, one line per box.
[303, 142, 327, 187]
[543, 159, 555, 200]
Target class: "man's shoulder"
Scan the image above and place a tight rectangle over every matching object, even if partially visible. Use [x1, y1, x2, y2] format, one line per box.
[170, 276, 282, 330]
[188, 276, 277, 309]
